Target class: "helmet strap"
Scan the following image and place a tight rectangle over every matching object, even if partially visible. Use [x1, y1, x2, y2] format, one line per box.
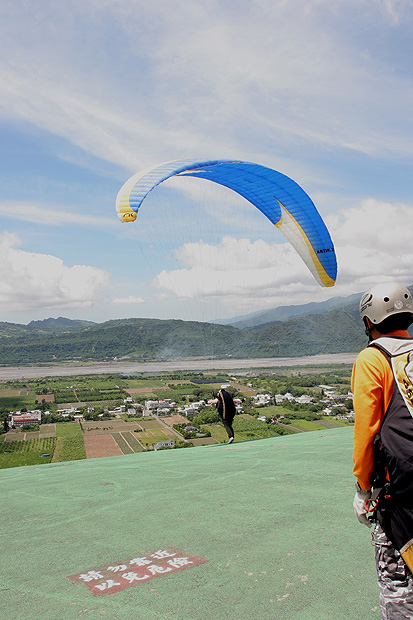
[363, 317, 373, 341]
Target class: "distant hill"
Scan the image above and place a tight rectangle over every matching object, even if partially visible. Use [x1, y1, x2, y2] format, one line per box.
[0, 318, 243, 366]
[216, 292, 362, 328]
[1, 288, 411, 366]
[0, 300, 366, 366]
[27, 317, 95, 332]
[245, 302, 364, 356]
[0, 317, 95, 339]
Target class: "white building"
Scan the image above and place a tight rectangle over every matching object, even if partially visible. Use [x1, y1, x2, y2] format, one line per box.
[9, 410, 42, 428]
[157, 408, 171, 416]
[254, 393, 272, 406]
[154, 439, 175, 451]
[57, 406, 80, 415]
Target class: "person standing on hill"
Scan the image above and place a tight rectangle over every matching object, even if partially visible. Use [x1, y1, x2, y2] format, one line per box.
[352, 281, 413, 619]
[216, 388, 236, 444]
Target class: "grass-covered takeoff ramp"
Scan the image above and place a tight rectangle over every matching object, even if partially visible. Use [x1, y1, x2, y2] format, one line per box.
[1, 427, 380, 620]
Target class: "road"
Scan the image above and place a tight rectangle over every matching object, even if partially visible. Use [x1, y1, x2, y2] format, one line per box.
[154, 414, 187, 441]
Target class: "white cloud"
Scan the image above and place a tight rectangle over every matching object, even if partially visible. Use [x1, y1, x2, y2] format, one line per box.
[0, 66, 161, 172]
[0, 201, 114, 228]
[149, 197, 413, 318]
[0, 0, 412, 172]
[328, 198, 413, 291]
[328, 198, 413, 249]
[0, 0, 412, 323]
[113, 295, 145, 305]
[152, 235, 320, 316]
[0, 232, 110, 313]
[382, 0, 410, 24]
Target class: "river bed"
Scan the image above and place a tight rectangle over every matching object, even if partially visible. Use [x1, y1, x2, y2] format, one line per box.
[0, 353, 358, 380]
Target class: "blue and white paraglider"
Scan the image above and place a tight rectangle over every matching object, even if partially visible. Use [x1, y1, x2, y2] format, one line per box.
[116, 159, 337, 287]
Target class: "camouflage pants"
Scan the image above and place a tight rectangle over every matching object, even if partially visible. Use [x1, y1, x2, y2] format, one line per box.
[373, 523, 413, 619]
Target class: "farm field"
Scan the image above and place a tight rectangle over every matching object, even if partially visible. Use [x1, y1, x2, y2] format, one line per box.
[122, 378, 166, 388]
[161, 414, 189, 426]
[200, 414, 294, 444]
[82, 419, 146, 457]
[84, 433, 123, 458]
[136, 426, 176, 448]
[81, 420, 143, 434]
[53, 422, 86, 462]
[35, 393, 54, 403]
[291, 419, 332, 431]
[201, 423, 228, 443]
[125, 387, 163, 395]
[0, 388, 36, 411]
[191, 436, 218, 446]
[119, 430, 145, 452]
[0, 365, 354, 467]
[0, 408, 350, 468]
[39, 423, 56, 437]
[80, 418, 180, 456]
[0, 437, 54, 468]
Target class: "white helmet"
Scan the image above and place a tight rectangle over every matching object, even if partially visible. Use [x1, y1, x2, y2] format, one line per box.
[360, 281, 413, 325]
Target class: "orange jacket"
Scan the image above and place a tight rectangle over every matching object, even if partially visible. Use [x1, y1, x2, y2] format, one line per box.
[351, 330, 410, 490]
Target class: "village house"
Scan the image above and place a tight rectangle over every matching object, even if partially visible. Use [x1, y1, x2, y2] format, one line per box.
[251, 386, 353, 421]
[254, 393, 273, 406]
[185, 425, 199, 433]
[145, 400, 160, 410]
[57, 406, 81, 416]
[154, 439, 175, 451]
[157, 408, 172, 416]
[145, 399, 175, 414]
[178, 405, 198, 416]
[294, 394, 314, 404]
[177, 400, 205, 416]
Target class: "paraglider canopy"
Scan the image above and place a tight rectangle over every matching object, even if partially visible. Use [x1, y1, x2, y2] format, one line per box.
[116, 159, 337, 287]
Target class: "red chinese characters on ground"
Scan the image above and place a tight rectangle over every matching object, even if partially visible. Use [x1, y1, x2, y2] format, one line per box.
[68, 547, 208, 596]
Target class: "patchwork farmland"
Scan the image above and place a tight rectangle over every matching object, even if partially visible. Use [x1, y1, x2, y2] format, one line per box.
[0, 366, 354, 468]
[1, 416, 204, 465]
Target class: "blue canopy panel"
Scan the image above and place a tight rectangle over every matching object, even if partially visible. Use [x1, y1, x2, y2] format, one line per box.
[116, 159, 337, 287]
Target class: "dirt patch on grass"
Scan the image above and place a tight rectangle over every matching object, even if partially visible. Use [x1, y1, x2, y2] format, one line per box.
[84, 434, 123, 458]
[139, 418, 165, 430]
[36, 393, 54, 403]
[161, 415, 189, 426]
[81, 420, 143, 434]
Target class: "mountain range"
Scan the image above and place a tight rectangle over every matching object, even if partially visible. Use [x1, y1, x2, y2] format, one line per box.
[216, 292, 362, 328]
[0, 291, 376, 366]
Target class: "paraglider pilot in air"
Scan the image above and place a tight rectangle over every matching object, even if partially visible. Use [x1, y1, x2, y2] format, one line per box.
[216, 388, 236, 444]
[116, 159, 337, 289]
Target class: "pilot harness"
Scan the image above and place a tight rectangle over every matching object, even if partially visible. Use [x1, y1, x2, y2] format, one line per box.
[365, 336, 413, 572]
[217, 390, 235, 421]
